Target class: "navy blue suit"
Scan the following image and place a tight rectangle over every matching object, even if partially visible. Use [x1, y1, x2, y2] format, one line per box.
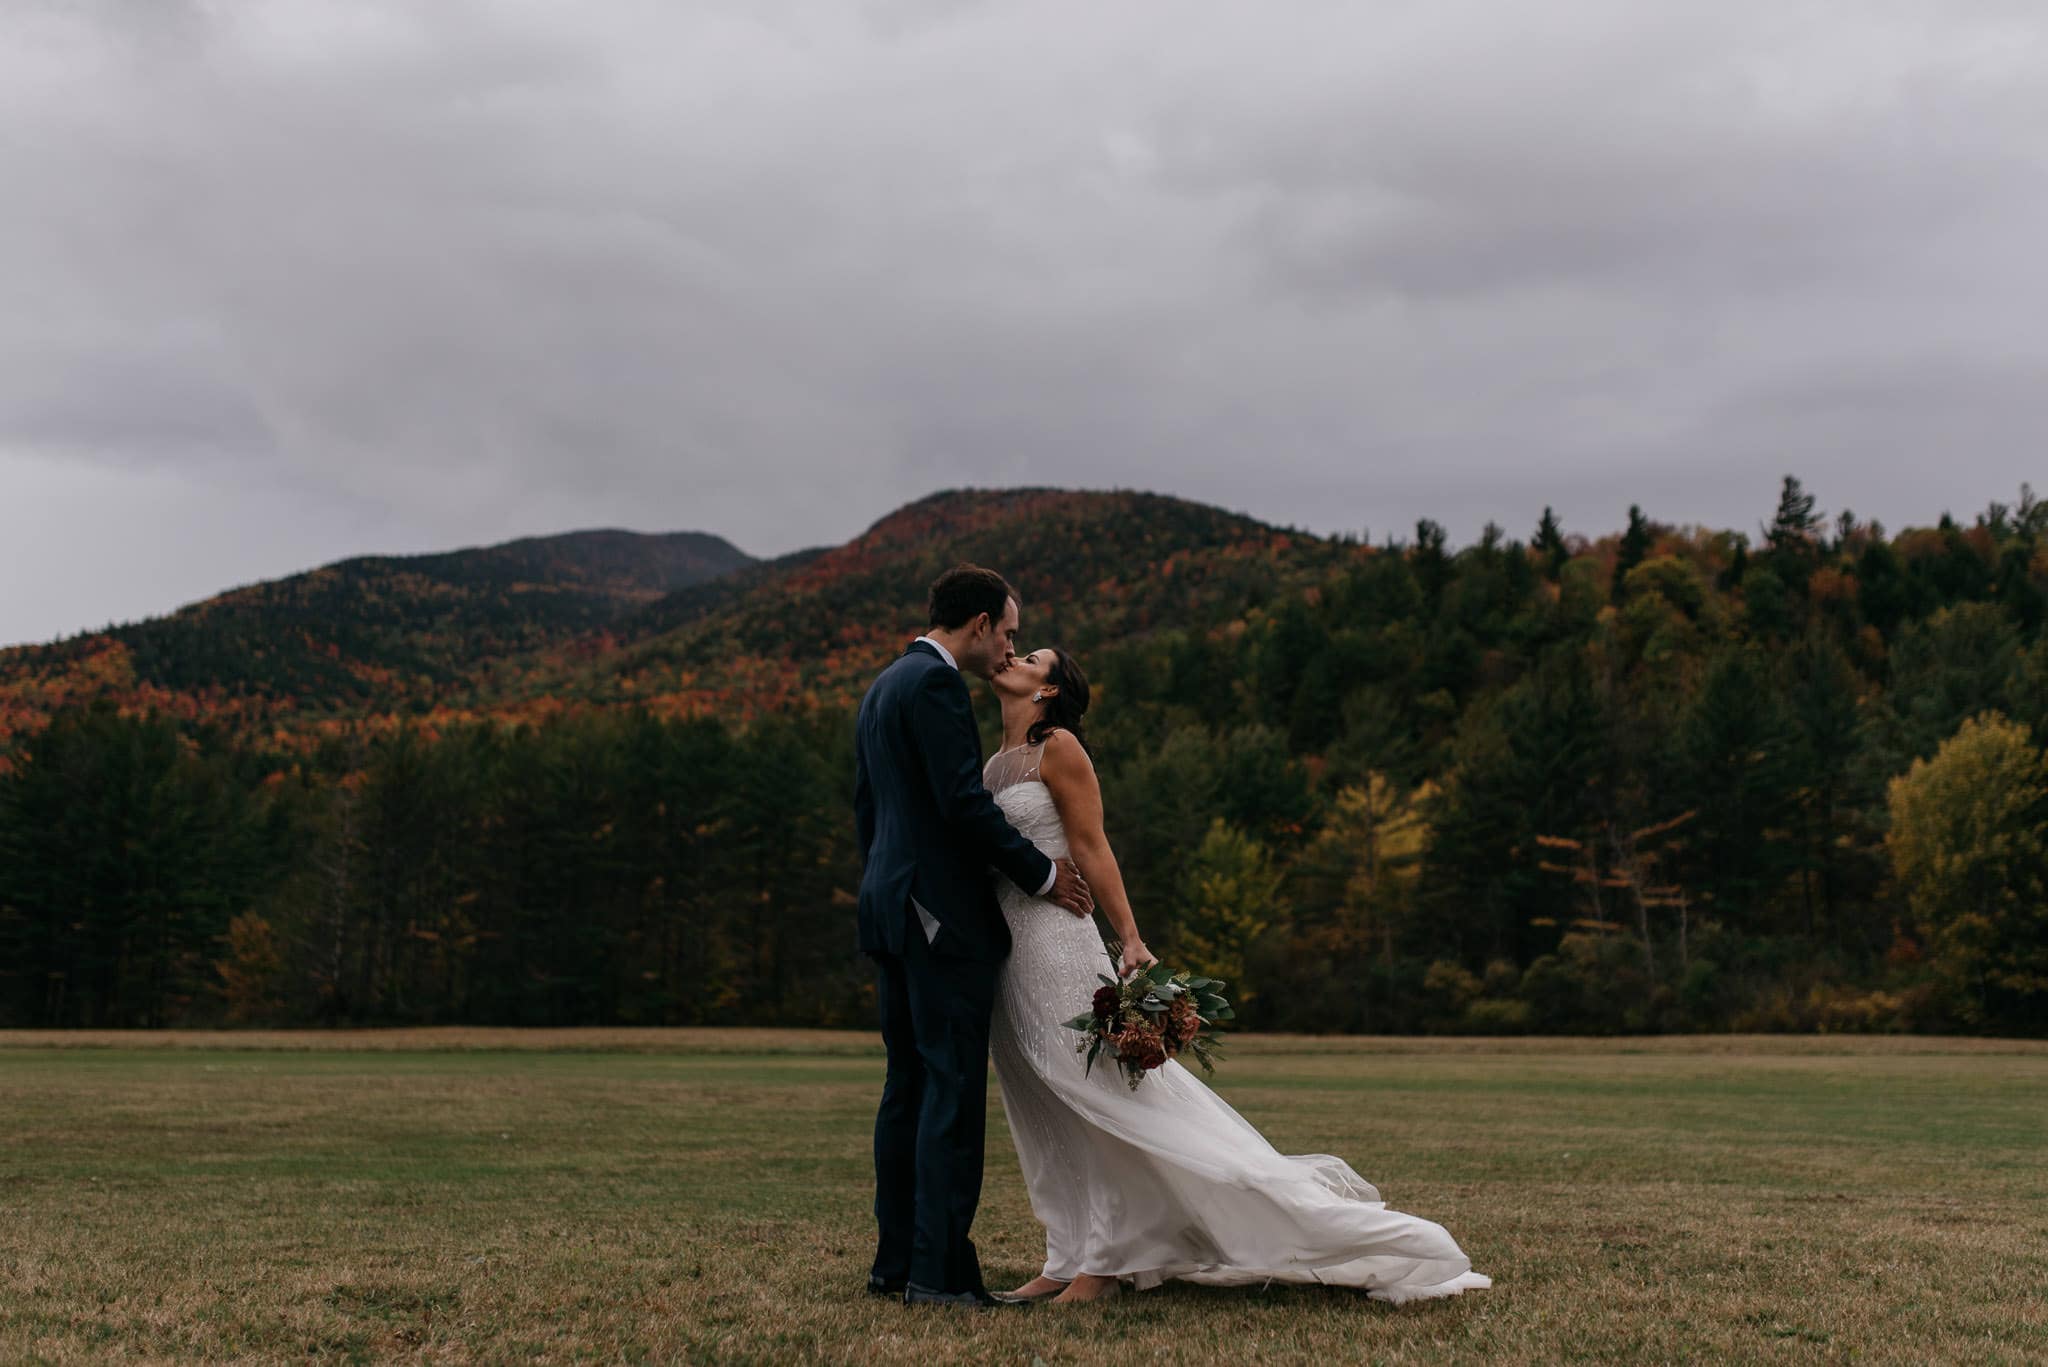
[854, 640, 1055, 1297]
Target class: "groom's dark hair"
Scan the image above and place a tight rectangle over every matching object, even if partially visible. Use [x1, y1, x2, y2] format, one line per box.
[928, 564, 1015, 630]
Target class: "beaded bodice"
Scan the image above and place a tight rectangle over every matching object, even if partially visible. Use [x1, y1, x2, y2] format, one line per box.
[986, 742, 1069, 866]
[983, 738, 1046, 795]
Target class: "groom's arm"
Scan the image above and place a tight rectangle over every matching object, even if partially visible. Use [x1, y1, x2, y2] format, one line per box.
[853, 738, 875, 867]
[912, 669, 1056, 897]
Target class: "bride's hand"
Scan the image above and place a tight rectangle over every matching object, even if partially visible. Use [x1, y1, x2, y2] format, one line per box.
[1119, 941, 1157, 979]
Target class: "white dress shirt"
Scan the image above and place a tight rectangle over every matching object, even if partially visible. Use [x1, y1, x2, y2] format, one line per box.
[912, 633, 958, 671]
[909, 634, 1059, 941]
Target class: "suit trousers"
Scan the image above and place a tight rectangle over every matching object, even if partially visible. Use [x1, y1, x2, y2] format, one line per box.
[867, 906, 1002, 1296]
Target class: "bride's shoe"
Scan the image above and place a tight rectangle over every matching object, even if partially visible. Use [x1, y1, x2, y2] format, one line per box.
[992, 1278, 1069, 1304]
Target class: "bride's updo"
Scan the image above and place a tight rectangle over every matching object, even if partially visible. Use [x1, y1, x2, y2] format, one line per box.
[1029, 648, 1091, 754]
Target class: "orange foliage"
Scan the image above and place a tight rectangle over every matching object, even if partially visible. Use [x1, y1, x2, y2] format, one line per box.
[1807, 566, 1856, 604]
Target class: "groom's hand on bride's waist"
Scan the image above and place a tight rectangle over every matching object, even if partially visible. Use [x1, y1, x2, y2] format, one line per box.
[1050, 859, 1093, 918]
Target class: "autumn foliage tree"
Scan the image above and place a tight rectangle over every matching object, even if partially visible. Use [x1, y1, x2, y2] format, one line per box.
[1176, 820, 1285, 1000]
[1885, 711, 2048, 1029]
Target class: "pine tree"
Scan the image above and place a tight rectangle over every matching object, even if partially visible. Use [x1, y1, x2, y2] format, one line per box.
[0, 703, 266, 1027]
[1763, 475, 1824, 601]
[1534, 507, 1570, 581]
[1783, 633, 1874, 940]
[1877, 603, 2024, 763]
[1411, 519, 1453, 606]
[1717, 534, 1750, 592]
[1612, 505, 1652, 603]
[1994, 541, 2046, 632]
[1673, 650, 1800, 932]
[1423, 652, 1608, 963]
[1766, 475, 1822, 554]
[1854, 538, 1913, 632]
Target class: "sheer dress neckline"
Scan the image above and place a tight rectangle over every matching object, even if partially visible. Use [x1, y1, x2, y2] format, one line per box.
[985, 734, 1053, 796]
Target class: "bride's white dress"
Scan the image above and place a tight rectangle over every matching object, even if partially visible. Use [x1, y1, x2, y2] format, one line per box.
[984, 741, 1491, 1304]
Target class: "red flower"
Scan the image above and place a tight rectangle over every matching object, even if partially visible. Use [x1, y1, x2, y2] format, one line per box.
[1116, 1023, 1169, 1071]
[1092, 984, 1120, 1023]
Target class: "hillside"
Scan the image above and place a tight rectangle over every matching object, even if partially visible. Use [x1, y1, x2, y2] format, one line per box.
[0, 488, 1344, 756]
[5, 477, 2046, 1038]
[547, 487, 1355, 717]
[0, 528, 754, 755]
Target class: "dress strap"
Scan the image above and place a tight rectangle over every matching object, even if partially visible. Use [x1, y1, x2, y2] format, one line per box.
[1019, 728, 1068, 781]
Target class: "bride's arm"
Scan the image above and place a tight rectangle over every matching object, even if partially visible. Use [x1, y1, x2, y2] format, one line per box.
[1038, 731, 1156, 977]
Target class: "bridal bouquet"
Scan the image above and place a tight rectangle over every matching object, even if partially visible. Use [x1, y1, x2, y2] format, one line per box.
[1062, 943, 1232, 1089]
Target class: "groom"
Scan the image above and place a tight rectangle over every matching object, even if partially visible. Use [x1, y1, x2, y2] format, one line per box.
[854, 564, 1093, 1308]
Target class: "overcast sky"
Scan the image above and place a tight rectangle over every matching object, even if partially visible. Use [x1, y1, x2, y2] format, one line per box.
[4, 1, 2045, 647]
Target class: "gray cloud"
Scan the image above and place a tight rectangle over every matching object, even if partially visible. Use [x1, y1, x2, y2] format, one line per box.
[4, 0, 2045, 646]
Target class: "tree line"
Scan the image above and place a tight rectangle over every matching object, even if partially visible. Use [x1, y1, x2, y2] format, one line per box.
[2, 478, 2043, 1034]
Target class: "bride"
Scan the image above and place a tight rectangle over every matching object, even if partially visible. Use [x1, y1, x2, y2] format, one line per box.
[981, 645, 1492, 1307]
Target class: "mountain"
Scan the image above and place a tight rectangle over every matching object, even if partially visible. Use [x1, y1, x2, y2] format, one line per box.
[0, 528, 754, 754]
[537, 487, 1352, 717]
[0, 488, 1348, 757]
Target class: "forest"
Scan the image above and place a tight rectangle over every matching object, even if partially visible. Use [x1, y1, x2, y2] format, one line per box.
[1, 479, 2044, 1035]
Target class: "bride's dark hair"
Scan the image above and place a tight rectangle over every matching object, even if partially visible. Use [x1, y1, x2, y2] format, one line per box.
[1029, 648, 1091, 754]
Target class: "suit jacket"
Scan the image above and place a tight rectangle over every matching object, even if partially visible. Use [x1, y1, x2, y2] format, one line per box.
[854, 640, 1055, 962]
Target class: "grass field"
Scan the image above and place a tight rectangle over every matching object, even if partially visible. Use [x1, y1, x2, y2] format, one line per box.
[2, 1030, 2045, 1364]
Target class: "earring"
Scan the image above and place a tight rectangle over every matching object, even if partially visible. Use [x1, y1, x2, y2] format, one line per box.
[1032, 691, 1043, 702]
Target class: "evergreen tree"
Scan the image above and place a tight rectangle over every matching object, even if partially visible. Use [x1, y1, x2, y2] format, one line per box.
[1612, 505, 1653, 603]
[1915, 515, 1993, 605]
[1256, 597, 1322, 737]
[0, 703, 268, 1027]
[1994, 540, 2046, 633]
[1763, 475, 1824, 605]
[1716, 535, 1750, 592]
[1411, 519, 1453, 606]
[1102, 727, 1225, 951]
[1876, 603, 2023, 764]
[1854, 538, 1913, 633]
[1424, 651, 1608, 963]
[1673, 650, 1799, 932]
[1534, 506, 1570, 581]
[1765, 476, 1823, 555]
[1782, 632, 1876, 941]
[1741, 565, 1794, 642]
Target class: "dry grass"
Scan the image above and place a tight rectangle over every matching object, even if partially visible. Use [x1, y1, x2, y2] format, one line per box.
[2, 1031, 2044, 1363]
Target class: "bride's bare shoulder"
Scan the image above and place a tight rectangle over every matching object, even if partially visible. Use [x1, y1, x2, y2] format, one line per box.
[1037, 728, 1094, 775]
